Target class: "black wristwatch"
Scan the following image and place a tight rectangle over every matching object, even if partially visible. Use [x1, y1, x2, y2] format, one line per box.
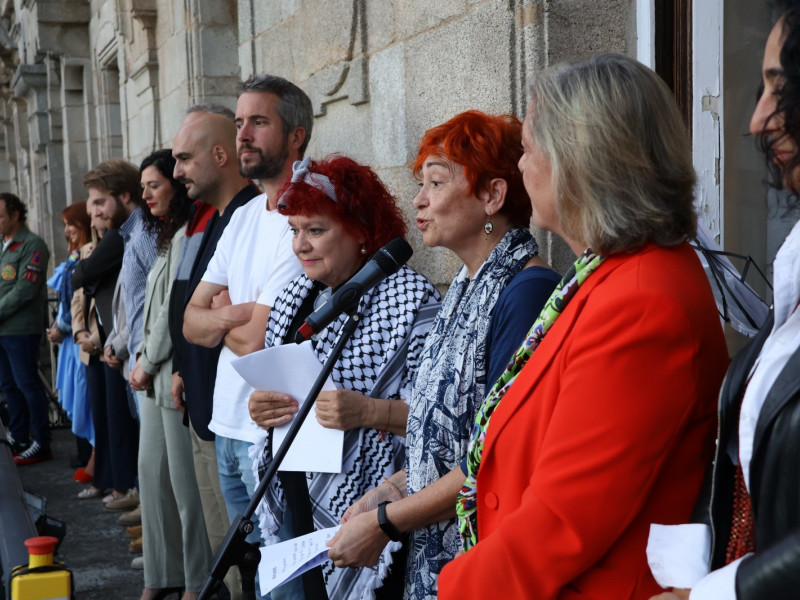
[377, 501, 402, 541]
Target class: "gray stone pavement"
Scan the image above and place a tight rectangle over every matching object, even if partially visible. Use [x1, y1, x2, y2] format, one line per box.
[15, 426, 142, 599]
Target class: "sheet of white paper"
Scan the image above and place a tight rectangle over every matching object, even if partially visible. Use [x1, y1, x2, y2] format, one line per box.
[231, 341, 343, 473]
[258, 526, 340, 595]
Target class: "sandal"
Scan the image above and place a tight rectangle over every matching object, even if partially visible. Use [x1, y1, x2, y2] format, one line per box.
[73, 468, 93, 483]
[103, 491, 122, 503]
[78, 486, 106, 499]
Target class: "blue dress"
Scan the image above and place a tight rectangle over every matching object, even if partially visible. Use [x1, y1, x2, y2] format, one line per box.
[47, 252, 93, 444]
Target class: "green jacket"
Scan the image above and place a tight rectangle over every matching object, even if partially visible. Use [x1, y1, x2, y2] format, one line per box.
[0, 225, 50, 335]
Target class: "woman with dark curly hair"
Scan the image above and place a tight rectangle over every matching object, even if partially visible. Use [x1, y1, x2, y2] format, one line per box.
[138, 151, 193, 255]
[649, 3, 800, 600]
[758, 2, 800, 193]
[247, 155, 441, 599]
[129, 149, 211, 600]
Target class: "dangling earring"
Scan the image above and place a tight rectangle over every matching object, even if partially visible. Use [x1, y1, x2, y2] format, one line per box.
[484, 221, 493, 239]
[360, 245, 367, 255]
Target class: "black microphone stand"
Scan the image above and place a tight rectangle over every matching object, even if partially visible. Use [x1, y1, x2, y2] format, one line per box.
[197, 310, 361, 600]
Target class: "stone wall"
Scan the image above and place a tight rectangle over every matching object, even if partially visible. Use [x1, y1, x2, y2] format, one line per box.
[236, 0, 634, 282]
[0, 0, 635, 284]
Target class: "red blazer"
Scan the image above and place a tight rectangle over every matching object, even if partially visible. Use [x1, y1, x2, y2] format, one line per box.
[438, 243, 729, 600]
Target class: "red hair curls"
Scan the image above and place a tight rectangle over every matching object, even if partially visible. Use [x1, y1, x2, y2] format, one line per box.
[277, 155, 407, 256]
[61, 201, 91, 251]
[413, 110, 531, 228]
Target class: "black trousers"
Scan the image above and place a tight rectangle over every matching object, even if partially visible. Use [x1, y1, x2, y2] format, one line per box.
[89, 359, 138, 491]
[86, 357, 112, 489]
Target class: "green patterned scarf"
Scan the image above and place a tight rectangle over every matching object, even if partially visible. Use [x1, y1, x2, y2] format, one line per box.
[456, 248, 606, 550]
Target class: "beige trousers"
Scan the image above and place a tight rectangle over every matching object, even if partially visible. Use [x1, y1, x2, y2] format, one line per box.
[190, 423, 243, 600]
[138, 397, 213, 592]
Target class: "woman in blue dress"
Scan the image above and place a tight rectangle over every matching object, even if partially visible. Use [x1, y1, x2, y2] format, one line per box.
[45, 201, 93, 479]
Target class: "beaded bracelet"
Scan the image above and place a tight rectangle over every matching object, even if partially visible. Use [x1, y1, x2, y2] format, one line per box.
[381, 477, 404, 500]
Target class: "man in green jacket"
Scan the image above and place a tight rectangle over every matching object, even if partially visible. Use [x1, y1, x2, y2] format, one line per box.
[0, 192, 52, 465]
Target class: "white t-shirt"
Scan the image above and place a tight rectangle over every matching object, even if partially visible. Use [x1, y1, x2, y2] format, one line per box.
[201, 193, 303, 443]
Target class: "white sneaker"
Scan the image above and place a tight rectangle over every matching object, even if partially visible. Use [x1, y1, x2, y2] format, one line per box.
[130, 556, 144, 570]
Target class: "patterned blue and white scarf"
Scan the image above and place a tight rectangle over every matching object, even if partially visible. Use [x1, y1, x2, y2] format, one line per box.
[404, 227, 538, 600]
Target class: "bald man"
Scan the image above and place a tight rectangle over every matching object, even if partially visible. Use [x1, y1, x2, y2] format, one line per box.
[168, 104, 260, 600]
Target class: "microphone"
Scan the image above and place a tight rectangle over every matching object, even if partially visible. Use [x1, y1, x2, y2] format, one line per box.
[295, 238, 413, 343]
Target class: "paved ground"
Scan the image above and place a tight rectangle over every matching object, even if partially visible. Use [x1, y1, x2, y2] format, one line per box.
[15, 426, 143, 599]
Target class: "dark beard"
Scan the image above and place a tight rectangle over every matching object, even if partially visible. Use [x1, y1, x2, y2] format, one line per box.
[238, 140, 289, 180]
[110, 199, 129, 229]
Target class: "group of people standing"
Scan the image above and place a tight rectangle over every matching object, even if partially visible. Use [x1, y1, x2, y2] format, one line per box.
[1, 1, 799, 599]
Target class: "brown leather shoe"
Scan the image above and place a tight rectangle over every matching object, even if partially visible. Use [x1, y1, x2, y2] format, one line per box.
[118, 505, 142, 526]
[125, 524, 142, 538]
[129, 536, 142, 554]
[105, 488, 139, 512]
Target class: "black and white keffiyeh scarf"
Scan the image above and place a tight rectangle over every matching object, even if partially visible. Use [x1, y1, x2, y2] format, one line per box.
[251, 266, 440, 599]
[404, 227, 538, 600]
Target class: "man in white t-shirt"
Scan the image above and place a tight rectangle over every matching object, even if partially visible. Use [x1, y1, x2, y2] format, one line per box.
[183, 75, 311, 556]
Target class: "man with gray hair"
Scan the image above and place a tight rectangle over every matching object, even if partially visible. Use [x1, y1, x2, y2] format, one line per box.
[183, 75, 311, 595]
[169, 103, 260, 599]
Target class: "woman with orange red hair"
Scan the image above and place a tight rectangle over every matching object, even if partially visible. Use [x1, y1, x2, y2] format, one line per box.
[248, 154, 441, 599]
[45, 202, 93, 472]
[326, 110, 560, 599]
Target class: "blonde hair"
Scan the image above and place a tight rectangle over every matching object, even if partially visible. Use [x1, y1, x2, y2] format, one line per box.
[527, 53, 697, 255]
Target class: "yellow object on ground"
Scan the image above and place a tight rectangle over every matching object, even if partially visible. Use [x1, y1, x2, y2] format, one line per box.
[10, 536, 71, 600]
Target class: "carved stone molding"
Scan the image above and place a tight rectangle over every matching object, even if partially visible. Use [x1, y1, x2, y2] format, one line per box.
[95, 20, 119, 69]
[131, 0, 156, 31]
[10, 64, 49, 153]
[11, 62, 46, 97]
[0, 38, 17, 94]
[130, 52, 157, 98]
[124, 0, 158, 98]
[132, 10, 156, 30]
[306, 0, 368, 117]
[308, 56, 368, 117]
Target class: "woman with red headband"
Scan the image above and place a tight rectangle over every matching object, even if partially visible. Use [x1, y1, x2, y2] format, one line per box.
[248, 155, 440, 599]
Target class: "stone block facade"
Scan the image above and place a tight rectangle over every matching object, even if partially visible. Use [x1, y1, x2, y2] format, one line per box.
[0, 0, 634, 284]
